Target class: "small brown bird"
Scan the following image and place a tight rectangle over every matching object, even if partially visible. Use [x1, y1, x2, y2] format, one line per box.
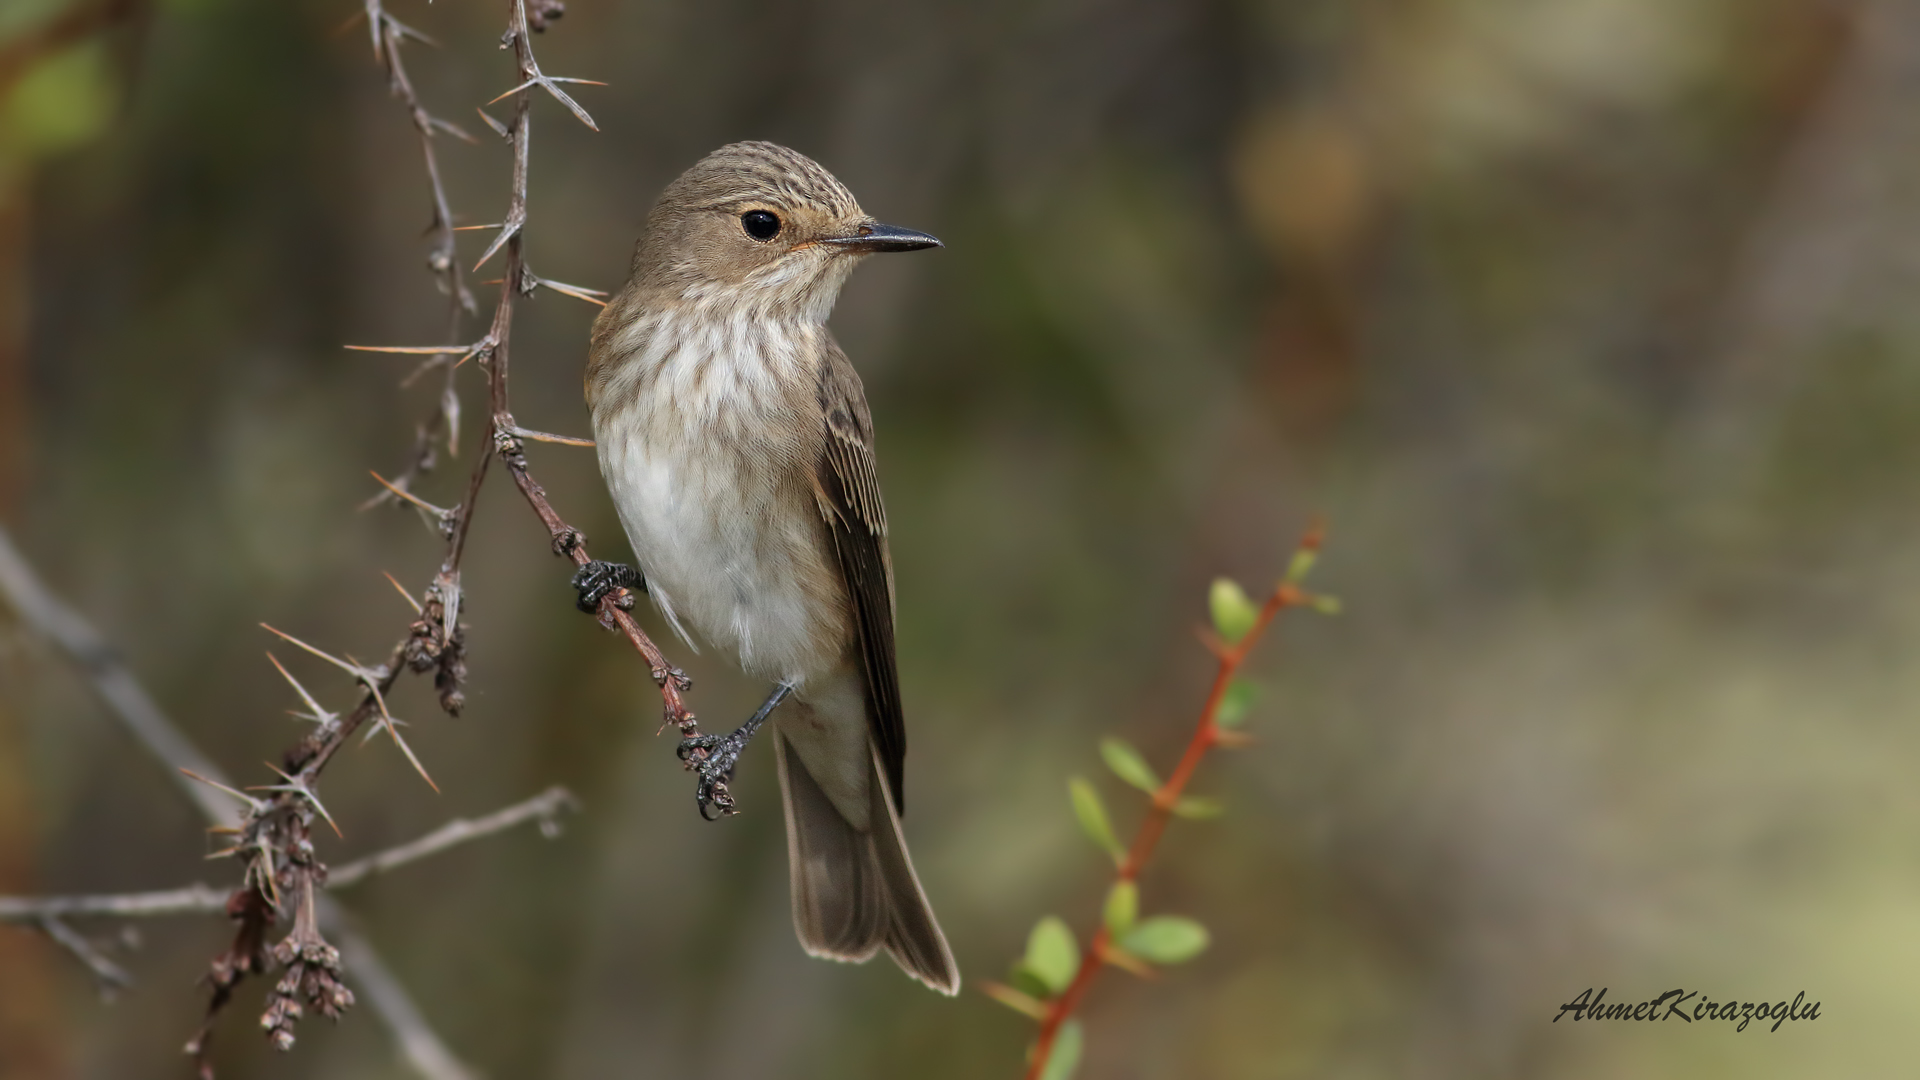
[575, 141, 958, 994]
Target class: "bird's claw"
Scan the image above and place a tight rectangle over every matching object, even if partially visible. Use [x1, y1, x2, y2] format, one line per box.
[679, 729, 748, 819]
[571, 560, 642, 613]
[675, 683, 789, 820]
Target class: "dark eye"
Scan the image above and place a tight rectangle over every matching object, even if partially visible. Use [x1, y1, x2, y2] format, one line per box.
[741, 209, 781, 241]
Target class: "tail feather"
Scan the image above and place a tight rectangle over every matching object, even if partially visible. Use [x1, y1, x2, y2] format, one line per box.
[774, 731, 960, 994]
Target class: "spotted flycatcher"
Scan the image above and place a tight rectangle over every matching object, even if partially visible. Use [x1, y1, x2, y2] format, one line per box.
[574, 141, 958, 994]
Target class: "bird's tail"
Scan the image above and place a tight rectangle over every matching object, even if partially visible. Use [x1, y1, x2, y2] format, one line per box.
[773, 730, 959, 994]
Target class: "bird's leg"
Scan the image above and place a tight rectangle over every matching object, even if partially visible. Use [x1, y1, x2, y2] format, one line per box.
[679, 682, 792, 819]
[571, 560, 643, 613]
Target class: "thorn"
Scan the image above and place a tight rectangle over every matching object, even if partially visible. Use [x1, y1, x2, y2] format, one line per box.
[427, 116, 479, 144]
[386, 15, 438, 48]
[345, 343, 473, 355]
[532, 275, 609, 307]
[382, 572, 425, 615]
[258, 624, 359, 677]
[251, 763, 344, 839]
[487, 76, 542, 105]
[364, 679, 439, 793]
[509, 426, 595, 448]
[537, 78, 599, 131]
[359, 710, 409, 746]
[472, 219, 522, 272]
[367, 470, 453, 520]
[476, 107, 509, 139]
[179, 769, 264, 812]
[267, 653, 338, 727]
[451, 223, 505, 232]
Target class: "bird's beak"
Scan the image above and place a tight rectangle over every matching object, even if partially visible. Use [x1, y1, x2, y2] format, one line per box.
[823, 221, 942, 253]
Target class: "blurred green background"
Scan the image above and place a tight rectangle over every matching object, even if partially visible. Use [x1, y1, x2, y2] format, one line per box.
[3, 0, 1918, 1076]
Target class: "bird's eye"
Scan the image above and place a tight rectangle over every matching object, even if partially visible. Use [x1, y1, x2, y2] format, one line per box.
[740, 209, 781, 241]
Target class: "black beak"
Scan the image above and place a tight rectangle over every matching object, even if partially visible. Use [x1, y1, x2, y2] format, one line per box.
[824, 221, 942, 253]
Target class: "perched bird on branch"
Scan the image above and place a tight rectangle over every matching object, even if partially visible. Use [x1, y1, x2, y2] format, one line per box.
[575, 141, 958, 994]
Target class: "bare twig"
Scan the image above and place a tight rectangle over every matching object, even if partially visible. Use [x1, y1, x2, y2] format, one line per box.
[0, 884, 230, 921]
[0, 528, 237, 828]
[0, 786, 577, 927]
[326, 786, 579, 887]
[332, 910, 478, 1080]
[36, 916, 134, 994]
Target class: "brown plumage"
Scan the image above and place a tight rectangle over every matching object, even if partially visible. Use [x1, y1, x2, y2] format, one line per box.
[584, 141, 957, 993]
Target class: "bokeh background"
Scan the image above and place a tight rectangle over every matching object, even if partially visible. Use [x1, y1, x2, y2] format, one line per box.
[3, 0, 1918, 1076]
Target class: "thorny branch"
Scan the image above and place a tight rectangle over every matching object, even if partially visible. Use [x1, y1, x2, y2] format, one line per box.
[357, 0, 475, 515]
[5, 0, 694, 1070]
[350, 0, 691, 731]
[166, 0, 688, 1068]
[469, 0, 694, 727]
[0, 525, 478, 1080]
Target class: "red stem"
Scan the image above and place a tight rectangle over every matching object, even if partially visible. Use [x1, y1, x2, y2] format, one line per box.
[1022, 526, 1321, 1080]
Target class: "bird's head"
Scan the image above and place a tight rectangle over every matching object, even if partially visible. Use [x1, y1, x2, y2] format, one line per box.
[630, 141, 939, 323]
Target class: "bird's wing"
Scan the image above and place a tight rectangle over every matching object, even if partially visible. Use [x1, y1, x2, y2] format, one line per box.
[814, 344, 907, 814]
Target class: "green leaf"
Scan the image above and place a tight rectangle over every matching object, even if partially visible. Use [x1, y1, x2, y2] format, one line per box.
[1069, 777, 1124, 864]
[1215, 679, 1259, 727]
[1037, 1019, 1084, 1080]
[1120, 916, 1210, 965]
[1023, 916, 1080, 995]
[1008, 963, 1053, 1000]
[1099, 738, 1159, 793]
[1208, 578, 1259, 644]
[1285, 546, 1319, 584]
[1103, 880, 1138, 934]
[1312, 593, 1343, 615]
[1171, 795, 1225, 819]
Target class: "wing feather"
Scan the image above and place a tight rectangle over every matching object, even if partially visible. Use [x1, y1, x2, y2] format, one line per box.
[814, 346, 907, 813]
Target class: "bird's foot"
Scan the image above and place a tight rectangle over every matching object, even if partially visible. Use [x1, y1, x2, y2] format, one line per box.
[571, 560, 642, 613]
[676, 683, 793, 820]
[677, 727, 752, 820]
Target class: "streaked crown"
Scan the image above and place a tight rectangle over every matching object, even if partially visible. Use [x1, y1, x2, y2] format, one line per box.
[662, 141, 862, 221]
